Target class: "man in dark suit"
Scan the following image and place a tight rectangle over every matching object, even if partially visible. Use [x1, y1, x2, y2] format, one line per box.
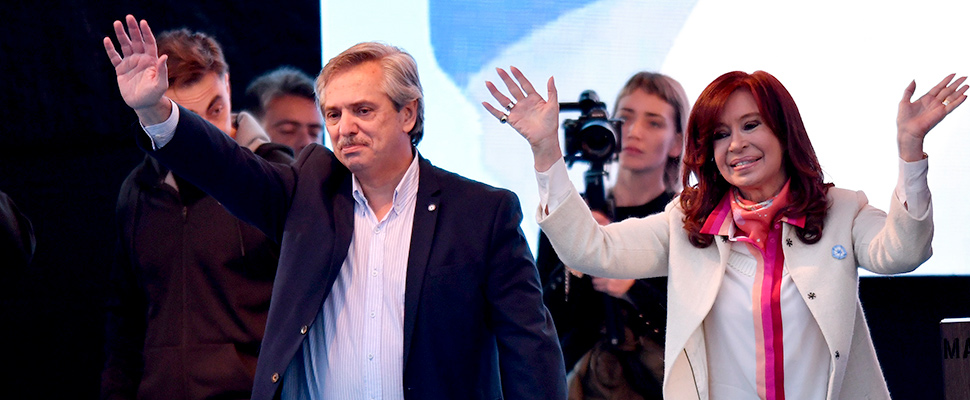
[103, 15, 566, 400]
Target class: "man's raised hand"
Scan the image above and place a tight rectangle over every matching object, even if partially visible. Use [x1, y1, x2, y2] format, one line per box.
[103, 15, 171, 123]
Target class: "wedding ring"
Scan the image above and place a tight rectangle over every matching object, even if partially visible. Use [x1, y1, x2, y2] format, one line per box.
[500, 114, 508, 124]
[943, 99, 950, 106]
[505, 102, 515, 111]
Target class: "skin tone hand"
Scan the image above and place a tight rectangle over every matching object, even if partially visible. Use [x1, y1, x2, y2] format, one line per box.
[103, 15, 172, 125]
[482, 67, 563, 172]
[897, 74, 968, 162]
[591, 277, 636, 300]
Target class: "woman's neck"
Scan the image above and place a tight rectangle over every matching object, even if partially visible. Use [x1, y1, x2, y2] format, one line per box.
[612, 167, 667, 207]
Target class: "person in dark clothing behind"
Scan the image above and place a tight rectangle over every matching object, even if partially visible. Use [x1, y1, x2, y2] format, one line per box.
[536, 72, 689, 399]
[101, 27, 293, 400]
[0, 190, 35, 273]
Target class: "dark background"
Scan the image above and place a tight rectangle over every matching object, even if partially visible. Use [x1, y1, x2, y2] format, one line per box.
[0, 1, 966, 399]
[0, 2, 321, 398]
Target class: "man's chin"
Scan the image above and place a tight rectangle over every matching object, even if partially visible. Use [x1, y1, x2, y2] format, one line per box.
[337, 155, 367, 173]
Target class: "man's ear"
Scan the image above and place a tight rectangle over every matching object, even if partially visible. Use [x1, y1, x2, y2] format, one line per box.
[400, 99, 417, 133]
[224, 73, 231, 97]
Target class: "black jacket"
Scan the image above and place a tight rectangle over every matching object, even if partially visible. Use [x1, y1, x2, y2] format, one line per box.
[102, 139, 292, 400]
[539, 192, 673, 363]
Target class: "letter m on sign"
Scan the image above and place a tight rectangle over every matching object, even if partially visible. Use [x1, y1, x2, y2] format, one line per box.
[943, 338, 960, 359]
[942, 318, 970, 400]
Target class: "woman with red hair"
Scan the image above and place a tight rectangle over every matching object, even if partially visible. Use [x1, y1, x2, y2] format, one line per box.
[483, 68, 966, 399]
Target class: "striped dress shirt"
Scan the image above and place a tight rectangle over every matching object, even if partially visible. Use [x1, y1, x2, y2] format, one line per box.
[284, 155, 419, 400]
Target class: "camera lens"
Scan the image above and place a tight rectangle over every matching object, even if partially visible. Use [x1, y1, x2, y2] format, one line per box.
[560, 90, 620, 167]
[579, 120, 617, 161]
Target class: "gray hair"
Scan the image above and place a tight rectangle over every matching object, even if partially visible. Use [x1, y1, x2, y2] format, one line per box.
[317, 42, 424, 146]
[246, 66, 317, 119]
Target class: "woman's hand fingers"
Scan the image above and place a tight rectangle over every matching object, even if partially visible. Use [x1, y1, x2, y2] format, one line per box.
[485, 80, 515, 111]
[509, 66, 537, 96]
[480, 99, 508, 123]
[497, 67, 526, 101]
[940, 76, 969, 113]
[943, 85, 969, 113]
[924, 73, 956, 99]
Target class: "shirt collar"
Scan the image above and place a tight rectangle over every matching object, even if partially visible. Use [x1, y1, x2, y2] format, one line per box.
[351, 152, 421, 215]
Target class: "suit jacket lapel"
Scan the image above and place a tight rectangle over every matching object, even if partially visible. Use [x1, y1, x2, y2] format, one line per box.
[402, 156, 440, 368]
[328, 173, 355, 298]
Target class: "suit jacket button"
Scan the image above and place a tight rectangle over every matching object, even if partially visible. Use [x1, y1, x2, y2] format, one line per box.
[272, 372, 280, 383]
[301, 325, 308, 335]
[834, 351, 840, 360]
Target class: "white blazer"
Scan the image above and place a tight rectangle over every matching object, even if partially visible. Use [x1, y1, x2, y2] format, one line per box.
[538, 186, 933, 400]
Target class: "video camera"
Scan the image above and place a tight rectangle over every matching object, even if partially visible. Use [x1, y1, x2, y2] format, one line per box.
[559, 90, 622, 212]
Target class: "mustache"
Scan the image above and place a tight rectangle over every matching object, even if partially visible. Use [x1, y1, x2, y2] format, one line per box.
[336, 136, 370, 149]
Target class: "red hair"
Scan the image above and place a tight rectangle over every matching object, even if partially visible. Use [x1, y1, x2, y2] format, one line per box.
[680, 71, 832, 248]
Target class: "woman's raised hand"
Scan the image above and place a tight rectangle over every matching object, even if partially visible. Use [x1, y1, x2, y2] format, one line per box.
[483, 67, 563, 172]
[897, 74, 968, 161]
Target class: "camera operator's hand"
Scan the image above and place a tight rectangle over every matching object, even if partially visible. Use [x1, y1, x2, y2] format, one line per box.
[565, 267, 584, 278]
[483, 67, 563, 172]
[591, 277, 636, 300]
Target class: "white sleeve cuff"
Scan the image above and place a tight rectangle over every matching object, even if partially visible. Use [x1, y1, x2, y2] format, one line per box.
[141, 99, 180, 150]
[894, 155, 930, 216]
[535, 157, 573, 215]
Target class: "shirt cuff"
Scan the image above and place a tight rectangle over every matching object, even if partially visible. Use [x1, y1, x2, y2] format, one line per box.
[141, 99, 180, 150]
[535, 157, 572, 216]
[894, 154, 930, 216]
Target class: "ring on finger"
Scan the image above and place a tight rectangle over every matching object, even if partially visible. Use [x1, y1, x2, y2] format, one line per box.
[505, 102, 515, 111]
[943, 99, 951, 106]
[499, 114, 509, 124]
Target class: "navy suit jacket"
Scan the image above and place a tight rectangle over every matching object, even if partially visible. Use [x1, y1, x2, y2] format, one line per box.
[142, 106, 567, 400]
